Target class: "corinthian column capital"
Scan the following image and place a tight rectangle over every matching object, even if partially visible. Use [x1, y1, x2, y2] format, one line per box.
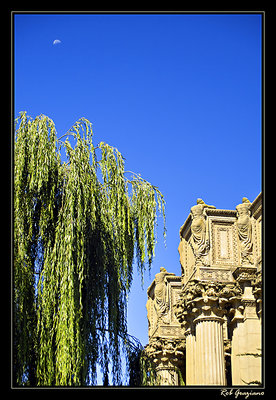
[143, 336, 185, 385]
[173, 279, 242, 326]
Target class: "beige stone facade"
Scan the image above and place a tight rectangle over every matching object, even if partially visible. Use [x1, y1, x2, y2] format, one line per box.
[144, 193, 262, 386]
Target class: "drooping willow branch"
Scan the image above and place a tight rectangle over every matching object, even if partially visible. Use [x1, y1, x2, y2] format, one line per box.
[13, 112, 166, 386]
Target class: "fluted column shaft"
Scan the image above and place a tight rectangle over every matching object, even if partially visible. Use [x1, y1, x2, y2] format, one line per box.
[194, 315, 226, 385]
[174, 279, 242, 386]
[185, 327, 196, 385]
[230, 267, 262, 386]
[155, 365, 179, 386]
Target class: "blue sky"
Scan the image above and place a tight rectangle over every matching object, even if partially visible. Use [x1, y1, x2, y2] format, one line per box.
[14, 12, 262, 369]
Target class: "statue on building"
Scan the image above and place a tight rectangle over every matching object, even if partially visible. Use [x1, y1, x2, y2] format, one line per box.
[189, 198, 216, 265]
[236, 197, 253, 265]
[153, 267, 175, 323]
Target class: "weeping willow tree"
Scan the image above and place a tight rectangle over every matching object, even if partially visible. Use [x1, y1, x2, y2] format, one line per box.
[13, 112, 166, 386]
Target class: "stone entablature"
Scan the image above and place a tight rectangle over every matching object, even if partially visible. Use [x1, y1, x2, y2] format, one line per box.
[145, 193, 262, 386]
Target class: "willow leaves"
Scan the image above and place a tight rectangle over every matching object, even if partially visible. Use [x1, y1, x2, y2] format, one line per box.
[14, 113, 166, 386]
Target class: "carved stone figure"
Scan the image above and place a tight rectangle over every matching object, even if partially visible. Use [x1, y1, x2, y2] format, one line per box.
[236, 197, 253, 264]
[146, 296, 151, 331]
[190, 198, 216, 265]
[154, 267, 175, 323]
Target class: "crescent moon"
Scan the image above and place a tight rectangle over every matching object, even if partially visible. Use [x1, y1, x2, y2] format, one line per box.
[53, 39, 61, 45]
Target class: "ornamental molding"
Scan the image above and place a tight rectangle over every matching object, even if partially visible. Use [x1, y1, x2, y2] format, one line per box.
[179, 214, 192, 239]
[233, 265, 257, 283]
[195, 266, 234, 283]
[241, 299, 257, 308]
[183, 279, 242, 302]
[205, 208, 237, 217]
[250, 192, 262, 219]
[209, 216, 239, 267]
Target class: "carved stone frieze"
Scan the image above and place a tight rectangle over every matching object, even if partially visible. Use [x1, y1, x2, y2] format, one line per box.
[233, 265, 257, 283]
[196, 266, 234, 283]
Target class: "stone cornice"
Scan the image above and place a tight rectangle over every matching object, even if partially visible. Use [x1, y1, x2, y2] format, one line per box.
[205, 208, 237, 217]
[250, 192, 262, 219]
[179, 214, 192, 239]
[165, 275, 182, 282]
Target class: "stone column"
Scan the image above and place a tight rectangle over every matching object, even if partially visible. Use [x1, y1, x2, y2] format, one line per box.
[185, 325, 196, 385]
[228, 295, 244, 385]
[174, 280, 242, 386]
[155, 365, 179, 386]
[193, 297, 226, 385]
[230, 266, 262, 386]
[230, 301, 261, 385]
[174, 279, 241, 386]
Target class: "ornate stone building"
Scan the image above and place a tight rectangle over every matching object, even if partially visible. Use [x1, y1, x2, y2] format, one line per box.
[144, 193, 262, 386]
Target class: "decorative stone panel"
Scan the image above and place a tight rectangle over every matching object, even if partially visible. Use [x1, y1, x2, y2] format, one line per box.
[208, 213, 239, 268]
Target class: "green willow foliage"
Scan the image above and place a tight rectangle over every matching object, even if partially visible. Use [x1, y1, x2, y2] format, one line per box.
[14, 112, 166, 386]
